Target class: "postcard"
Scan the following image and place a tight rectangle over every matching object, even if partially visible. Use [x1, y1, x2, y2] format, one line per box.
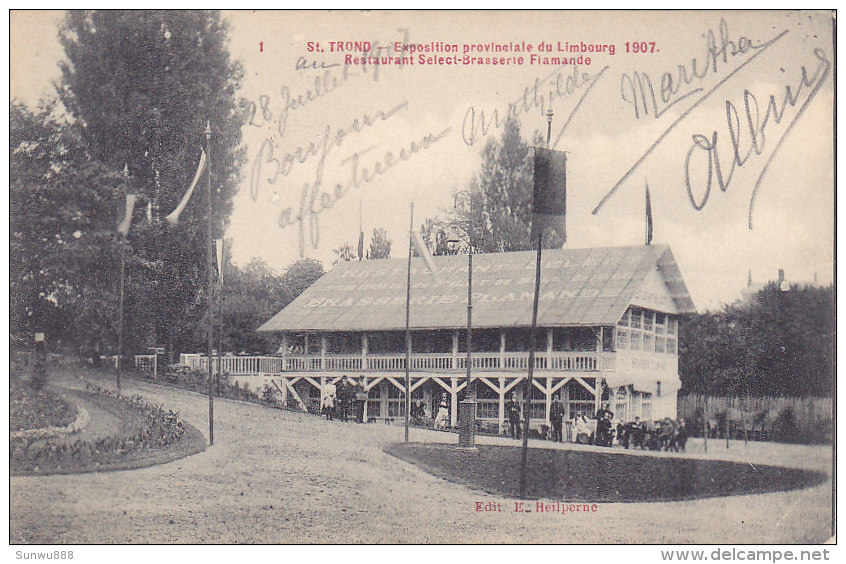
[9, 9, 835, 551]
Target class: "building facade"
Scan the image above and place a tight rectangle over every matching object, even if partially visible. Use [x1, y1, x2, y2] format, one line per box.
[187, 245, 695, 433]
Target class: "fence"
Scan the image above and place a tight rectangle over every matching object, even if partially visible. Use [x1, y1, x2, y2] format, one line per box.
[677, 394, 832, 444]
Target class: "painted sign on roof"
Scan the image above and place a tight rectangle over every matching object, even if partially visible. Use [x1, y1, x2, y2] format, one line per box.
[258, 245, 695, 332]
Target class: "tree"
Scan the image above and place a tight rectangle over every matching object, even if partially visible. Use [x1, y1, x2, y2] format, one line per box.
[279, 258, 324, 304]
[333, 243, 356, 265]
[423, 116, 564, 255]
[367, 227, 392, 259]
[54, 10, 245, 357]
[679, 284, 834, 397]
[10, 100, 127, 354]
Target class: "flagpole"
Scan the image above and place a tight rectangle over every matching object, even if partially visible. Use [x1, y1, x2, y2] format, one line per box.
[205, 120, 215, 447]
[404, 203, 414, 443]
[217, 239, 224, 397]
[116, 163, 130, 393]
[519, 109, 555, 498]
[116, 241, 125, 392]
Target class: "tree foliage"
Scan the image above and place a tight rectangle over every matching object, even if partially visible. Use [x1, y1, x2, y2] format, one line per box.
[423, 116, 564, 255]
[367, 227, 392, 259]
[216, 257, 324, 354]
[11, 11, 245, 358]
[679, 284, 834, 397]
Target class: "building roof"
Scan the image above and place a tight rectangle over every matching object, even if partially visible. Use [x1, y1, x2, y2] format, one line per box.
[258, 245, 695, 333]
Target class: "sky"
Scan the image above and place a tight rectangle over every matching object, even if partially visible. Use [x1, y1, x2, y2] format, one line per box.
[9, 10, 835, 312]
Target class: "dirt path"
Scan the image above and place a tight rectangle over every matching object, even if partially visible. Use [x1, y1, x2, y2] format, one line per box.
[10, 369, 833, 544]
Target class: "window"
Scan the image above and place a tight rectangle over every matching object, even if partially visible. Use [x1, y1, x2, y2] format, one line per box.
[643, 311, 654, 332]
[617, 309, 630, 327]
[630, 331, 642, 351]
[616, 329, 629, 350]
[655, 336, 665, 353]
[630, 308, 642, 329]
[668, 318, 678, 335]
[655, 314, 666, 335]
[643, 333, 653, 353]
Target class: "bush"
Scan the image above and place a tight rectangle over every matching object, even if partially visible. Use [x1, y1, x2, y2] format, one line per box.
[773, 406, 798, 443]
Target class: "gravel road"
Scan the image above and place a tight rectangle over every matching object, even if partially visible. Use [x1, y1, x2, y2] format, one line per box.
[10, 370, 833, 544]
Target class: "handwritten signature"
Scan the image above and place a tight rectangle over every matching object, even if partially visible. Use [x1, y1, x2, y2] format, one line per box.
[620, 19, 779, 121]
[684, 48, 830, 228]
[461, 63, 610, 147]
[592, 19, 792, 217]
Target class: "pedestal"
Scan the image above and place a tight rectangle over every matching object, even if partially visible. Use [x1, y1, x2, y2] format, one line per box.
[458, 400, 476, 447]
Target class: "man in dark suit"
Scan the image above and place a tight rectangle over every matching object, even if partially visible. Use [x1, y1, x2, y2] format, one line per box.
[549, 395, 565, 442]
[505, 393, 521, 439]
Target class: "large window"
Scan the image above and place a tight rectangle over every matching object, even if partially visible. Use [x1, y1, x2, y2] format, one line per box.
[616, 307, 677, 355]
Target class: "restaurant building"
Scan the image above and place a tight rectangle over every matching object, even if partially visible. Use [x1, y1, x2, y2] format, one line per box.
[189, 244, 695, 433]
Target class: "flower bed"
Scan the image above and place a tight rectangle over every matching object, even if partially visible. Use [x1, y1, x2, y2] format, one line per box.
[10, 378, 77, 433]
[10, 382, 201, 475]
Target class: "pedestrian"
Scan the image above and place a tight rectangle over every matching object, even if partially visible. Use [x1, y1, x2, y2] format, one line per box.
[322, 380, 336, 420]
[354, 375, 367, 423]
[505, 393, 521, 439]
[335, 376, 348, 421]
[434, 395, 450, 430]
[549, 394, 565, 442]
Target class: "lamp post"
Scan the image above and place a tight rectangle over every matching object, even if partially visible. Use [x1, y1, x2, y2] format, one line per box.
[448, 197, 475, 448]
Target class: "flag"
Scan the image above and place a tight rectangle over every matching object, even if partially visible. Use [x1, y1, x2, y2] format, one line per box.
[645, 183, 653, 246]
[214, 238, 224, 284]
[117, 193, 137, 237]
[411, 229, 438, 275]
[165, 149, 207, 225]
[357, 230, 365, 261]
[531, 147, 567, 242]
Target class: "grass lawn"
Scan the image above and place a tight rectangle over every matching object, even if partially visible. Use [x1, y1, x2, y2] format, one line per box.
[10, 379, 77, 433]
[385, 442, 828, 502]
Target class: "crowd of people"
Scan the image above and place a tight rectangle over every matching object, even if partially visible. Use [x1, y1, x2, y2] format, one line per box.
[319, 382, 687, 452]
[320, 375, 368, 423]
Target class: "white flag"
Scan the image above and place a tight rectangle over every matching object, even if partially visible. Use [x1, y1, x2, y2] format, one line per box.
[411, 230, 438, 275]
[165, 149, 207, 226]
[116, 193, 137, 237]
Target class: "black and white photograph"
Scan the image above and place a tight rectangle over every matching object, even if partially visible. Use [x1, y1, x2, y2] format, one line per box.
[8, 9, 835, 552]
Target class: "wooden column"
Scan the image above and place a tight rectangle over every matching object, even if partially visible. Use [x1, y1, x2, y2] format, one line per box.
[280, 333, 288, 371]
[361, 333, 368, 371]
[595, 378, 603, 414]
[320, 376, 326, 404]
[320, 334, 327, 370]
[451, 330, 459, 371]
[498, 376, 506, 435]
[546, 327, 554, 368]
[499, 330, 506, 368]
[362, 375, 368, 422]
[450, 377, 458, 427]
[545, 377, 552, 424]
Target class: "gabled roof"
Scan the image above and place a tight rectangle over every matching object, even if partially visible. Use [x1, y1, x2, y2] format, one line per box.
[258, 245, 695, 333]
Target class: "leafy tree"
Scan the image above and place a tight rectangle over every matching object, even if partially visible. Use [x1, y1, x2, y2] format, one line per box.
[423, 116, 564, 255]
[333, 243, 356, 265]
[367, 227, 392, 259]
[53, 10, 245, 357]
[10, 100, 127, 354]
[279, 258, 324, 304]
[679, 284, 834, 397]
